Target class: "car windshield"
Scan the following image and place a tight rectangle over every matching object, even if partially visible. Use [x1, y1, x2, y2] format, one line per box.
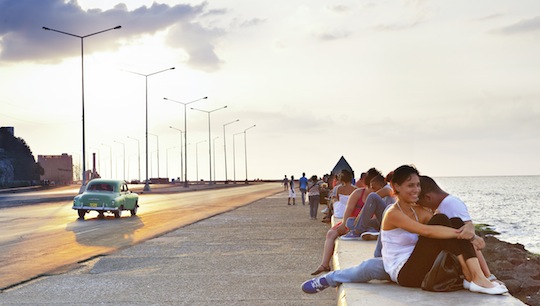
[87, 183, 114, 192]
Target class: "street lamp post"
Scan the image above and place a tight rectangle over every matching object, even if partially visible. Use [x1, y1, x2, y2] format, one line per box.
[191, 106, 227, 185]
[232, 132, 243, 184]
[42, 25, 121, 192]
[126, 67, 175, 192]
[195, 140, 207, 182]
[114, 140, 126, 181]
[127, 136, 141, 183]
[148, 133, 160, 179]
[163, 97, 207, 187]
[223, 119, 239, 184]
[243, 125, 256, 184]
[101, 143, 112, 178]
[212, 136, 219, 183]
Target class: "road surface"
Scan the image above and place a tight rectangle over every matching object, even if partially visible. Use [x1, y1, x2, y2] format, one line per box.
[0, 183, 281, 290]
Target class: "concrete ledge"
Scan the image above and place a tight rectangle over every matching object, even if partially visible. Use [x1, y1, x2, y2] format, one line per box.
[331, 217, 525, 306]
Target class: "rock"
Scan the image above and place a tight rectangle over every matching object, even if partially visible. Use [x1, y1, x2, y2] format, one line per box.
[478, 231, 540, 306]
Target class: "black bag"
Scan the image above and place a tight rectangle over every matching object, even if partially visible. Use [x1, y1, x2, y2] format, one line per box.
[421, 250, 464, 292]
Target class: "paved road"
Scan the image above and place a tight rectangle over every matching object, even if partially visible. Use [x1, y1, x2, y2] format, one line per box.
[0, 183, 281, 290]
[0, 190, 336, 305]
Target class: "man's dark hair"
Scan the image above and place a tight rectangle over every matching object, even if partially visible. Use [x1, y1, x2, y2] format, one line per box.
[419, 175, 443, 198]
[364, 168, 382, 186]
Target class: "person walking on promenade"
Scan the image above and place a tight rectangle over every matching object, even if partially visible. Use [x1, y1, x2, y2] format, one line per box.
[299, 172, 308, 205]
[288, 175, 296, 205]
[283, 175, 289, 191]
[307, 175, 321, 220]
[301, 169, 506, 294]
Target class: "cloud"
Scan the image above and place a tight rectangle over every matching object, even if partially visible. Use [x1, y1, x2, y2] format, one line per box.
[492, 16, 540, 35]
[0, 0, 226, 71]
[316, 30, 351, 41]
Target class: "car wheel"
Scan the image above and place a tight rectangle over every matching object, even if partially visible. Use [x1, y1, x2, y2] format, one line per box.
[114, 209, 122, 218]
[130, 202, 138, 216]
[78, 210, 86, 219]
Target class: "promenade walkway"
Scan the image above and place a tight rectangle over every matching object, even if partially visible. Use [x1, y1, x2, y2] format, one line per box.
[0, 191, 335, 305]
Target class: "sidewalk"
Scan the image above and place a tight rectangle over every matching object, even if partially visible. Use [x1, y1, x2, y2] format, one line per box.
[0, 191, 336, 305]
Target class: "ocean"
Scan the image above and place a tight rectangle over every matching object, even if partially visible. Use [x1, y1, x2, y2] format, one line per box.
[435, 176, 540, 255]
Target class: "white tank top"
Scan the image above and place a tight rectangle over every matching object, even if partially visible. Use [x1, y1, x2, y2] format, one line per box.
[381, 203, 420, 283]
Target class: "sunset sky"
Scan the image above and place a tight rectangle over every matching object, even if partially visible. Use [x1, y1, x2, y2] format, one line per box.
[1, 0, 539, 182]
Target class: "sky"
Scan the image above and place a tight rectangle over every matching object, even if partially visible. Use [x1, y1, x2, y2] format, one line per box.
[1, 0, 540, 182]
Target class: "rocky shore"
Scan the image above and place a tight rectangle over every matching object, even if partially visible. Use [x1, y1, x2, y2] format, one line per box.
[478, 228, 540, 306]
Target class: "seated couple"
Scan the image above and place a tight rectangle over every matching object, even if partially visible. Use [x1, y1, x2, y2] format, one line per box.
[303, 166, 508, 296]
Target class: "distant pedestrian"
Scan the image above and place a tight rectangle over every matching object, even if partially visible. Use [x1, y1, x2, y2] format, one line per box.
[307, 175, 321, 220]
[299, 172, 308, 205]
[288, 175, 296, 205]
[283, 175, 289, 191]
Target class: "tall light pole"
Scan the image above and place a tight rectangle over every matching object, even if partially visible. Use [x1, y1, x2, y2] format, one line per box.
[42, 25, 121, 192]
[127, 136, 141, 183]
[148, 133, 160, 179]
[232, 132, 243, 184]
[191, 106, 227, 184]
[163, 97, 207, 187]
[126, 67, 175, 192]
[212, 136, 219, 183]
[101, 143, 112, 178]
[166, 147, 176, 180]
[114, 140, 126, 181]
[223, 119, 239, 183]
[169, 126, 183, 183]
[244, 125, 256, 184]
[195, 140, 207, 182]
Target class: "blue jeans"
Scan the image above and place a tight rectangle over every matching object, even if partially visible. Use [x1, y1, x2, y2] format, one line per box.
[325, 257, 390, 286]
[300, 188, 307, 204]
[349, 193, 391, 234]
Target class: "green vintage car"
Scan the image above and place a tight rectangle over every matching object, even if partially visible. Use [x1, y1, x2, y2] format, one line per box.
[73, 179, 139, 219]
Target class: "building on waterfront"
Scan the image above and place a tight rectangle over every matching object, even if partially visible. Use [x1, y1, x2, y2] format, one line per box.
[38, 153, 73, 185]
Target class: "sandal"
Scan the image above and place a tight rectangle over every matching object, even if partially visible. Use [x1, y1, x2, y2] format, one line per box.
[311, 265, 331, 275]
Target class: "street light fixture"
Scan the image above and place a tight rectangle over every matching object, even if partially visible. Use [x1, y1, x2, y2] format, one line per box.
[42, 25, 121, 192]
[232, 132, 243, 184]
[127, 136, 141, 182]
[126, 67, 175, 192]
[223, 119, 239, 183]
[191, 105, 227, 185]
[163, 97, 207, 187]
[243, 125, 256, 184]
[114, 140, 126, 181]
[169, 126, 184, 183]
[195, 140, 207, 182]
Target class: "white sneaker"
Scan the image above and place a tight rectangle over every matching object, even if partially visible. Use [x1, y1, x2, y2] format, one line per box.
[463, 280, 471, 290]
[469, 281, 508, 295]
[360, 231, 380, 241]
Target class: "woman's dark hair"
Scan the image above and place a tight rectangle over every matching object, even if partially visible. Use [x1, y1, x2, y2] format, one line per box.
[391, 165, 419, 185]
[340, 169, 352, 183]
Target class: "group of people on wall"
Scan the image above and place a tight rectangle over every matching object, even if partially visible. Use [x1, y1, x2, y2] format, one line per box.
[285, 164, 509, 297]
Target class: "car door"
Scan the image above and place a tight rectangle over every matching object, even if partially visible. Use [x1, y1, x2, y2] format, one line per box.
[120, 183, 136, 209]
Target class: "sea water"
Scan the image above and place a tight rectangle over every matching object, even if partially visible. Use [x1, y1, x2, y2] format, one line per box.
[435, 176, 540, 255]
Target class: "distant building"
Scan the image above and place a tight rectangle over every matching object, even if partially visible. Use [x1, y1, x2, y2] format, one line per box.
[38, 153, 73, 185]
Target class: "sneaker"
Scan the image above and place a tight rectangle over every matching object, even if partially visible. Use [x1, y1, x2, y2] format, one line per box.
[301, 276, 329, 294]
[340, 231, 362, 240]
[360, 231, 380, 241]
